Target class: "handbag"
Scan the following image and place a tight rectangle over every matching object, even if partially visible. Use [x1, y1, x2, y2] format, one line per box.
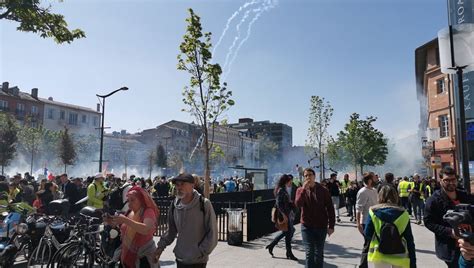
[275, 211, 288, 231]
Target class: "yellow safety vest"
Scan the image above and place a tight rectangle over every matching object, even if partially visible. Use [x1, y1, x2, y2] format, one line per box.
[340, 180, 349, 194]
[368, 209, 410, 268]
[398, 181, 410, 198]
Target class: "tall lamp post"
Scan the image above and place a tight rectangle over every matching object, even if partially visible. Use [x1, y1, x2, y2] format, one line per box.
[438, 23, 474, 191]
[321, 143, 328, 180]
[427, 128, 441, 179]
[97, 87, 129, 172]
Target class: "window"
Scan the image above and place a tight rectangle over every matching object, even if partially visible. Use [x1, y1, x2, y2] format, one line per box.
[31, 106, 38, 114]
[439, 114, 449, 138]
[69, 113, 78, 125]
[93, 116, 98, 127]
[48, 109, 54, 119]
[436, 78, 446, 94]
[82, 115, 87, 124]
[0, 100, 8, 111]
[60, 110, 65, 120]
[16, 103, 25, 115]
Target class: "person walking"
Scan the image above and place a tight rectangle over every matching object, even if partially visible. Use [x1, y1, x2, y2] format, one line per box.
[346, 181, 359, 222]
[424, 166, 474, 267]
[398, 177, 411, 215]
[365, 185, 416, 268]
[155, 173, 217, 268]
[357, 172, 379, 268]
[408, 174, 424, 225]
[265, 174, 298, 260]
[295, 168, 335, 268]
[106, 186, 160, 267]
[340, 174, 350, 216]
[328, 173, 342, 223]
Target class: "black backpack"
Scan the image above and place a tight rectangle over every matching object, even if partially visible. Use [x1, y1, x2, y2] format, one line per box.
[373, 213, 407, 255]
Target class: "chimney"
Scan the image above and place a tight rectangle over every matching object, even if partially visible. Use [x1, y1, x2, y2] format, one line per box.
[2, 82, 8, 92]
[31, 88, 38, 99]
[97, 103, 101, 112]
[12, 88, 19, 96]
[48, 97, 53, 101]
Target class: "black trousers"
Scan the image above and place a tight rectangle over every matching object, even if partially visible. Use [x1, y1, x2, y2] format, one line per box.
[176, 260, 207, 268]
[359, 224, 369, 268]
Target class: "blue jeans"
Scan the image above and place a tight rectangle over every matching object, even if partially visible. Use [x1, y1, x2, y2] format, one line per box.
[301, 225, 327, 268]
[270, 218, 295, 251]
[412, 198, 424, 222]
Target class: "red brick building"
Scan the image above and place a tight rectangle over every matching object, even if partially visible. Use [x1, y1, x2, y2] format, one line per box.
[0, 82, 44, 126]
[415, 39, 457, 177]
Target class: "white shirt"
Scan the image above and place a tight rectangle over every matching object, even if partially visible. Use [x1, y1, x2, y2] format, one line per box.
[356, 186, 378, 225]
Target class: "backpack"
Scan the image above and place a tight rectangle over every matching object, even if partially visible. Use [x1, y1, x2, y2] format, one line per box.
[375, 220, 406, 255]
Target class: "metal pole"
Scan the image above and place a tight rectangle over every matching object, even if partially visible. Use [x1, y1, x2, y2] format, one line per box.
[456, 67, 471, 192]
[99, 97, 105, 172]
[433, 140, 438, 180]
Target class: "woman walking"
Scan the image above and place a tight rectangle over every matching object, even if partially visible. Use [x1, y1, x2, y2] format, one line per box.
[265, 174, 298, 261]
[107, 186, 160, 267]
[364, 185, 416, 268]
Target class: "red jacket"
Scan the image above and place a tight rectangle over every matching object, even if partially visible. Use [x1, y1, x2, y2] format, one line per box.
[295, 183, 335, 229]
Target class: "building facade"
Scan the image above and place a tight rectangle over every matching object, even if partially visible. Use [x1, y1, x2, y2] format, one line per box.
[228, 118, 293, 152]
[41, 97, 101, 137]
[415, 39, 457, 177]
[0, 82, 44, 127]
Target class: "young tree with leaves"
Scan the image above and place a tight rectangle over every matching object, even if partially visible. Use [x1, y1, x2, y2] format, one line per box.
[59, 127, 76, 173]
[336, 113, 388, 179]
[18, 123, 44, 174]
[0, 114, 18, 175]
[258, 136, 279, 168]
[178, 9, 234, 197]
[156, 144, 167, 169]
[0, 0, 85, 43]
[305, 96, 333, 180]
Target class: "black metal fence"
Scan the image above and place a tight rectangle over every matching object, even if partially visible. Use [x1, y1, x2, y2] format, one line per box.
[154, 196, 280, 243]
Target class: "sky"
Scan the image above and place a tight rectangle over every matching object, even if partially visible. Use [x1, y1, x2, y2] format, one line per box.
[0, 0, 448, 146]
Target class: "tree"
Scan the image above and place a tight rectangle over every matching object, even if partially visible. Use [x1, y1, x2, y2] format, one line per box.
[336, 113, 388, 179]
[156, 144, 167, 169]
[305, 96, 333, 180]
[210, 144, 225, 169]
[59, 127, 76, 173]
[0, 114, 18, 175]
[18, 123, 43, 174]
[258, 136, 279, 168]
[0, 0, 85, 43]
[178, 9, 234, 198]
[147, 149, 156, 179]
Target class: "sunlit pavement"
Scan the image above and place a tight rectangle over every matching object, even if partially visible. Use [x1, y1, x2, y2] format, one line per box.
[13, 213, 444, 267]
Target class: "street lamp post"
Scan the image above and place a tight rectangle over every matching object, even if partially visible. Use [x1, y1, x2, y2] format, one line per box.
[321, 143, 328, 180]
[97, 87, 129, 172]
[427, 128, 441, 179]
[438, 23, 474, 192]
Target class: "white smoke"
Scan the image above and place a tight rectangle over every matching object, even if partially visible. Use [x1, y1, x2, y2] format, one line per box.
[224, 0, 277, 79]
[213, 0, 260, 56]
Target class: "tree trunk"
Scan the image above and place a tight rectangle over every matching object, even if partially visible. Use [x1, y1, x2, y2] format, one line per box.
[360, 163, 364, 177]
[1, 165, 3, 176]
[354, 162, 358, 181]
[204, 126, 210, 198]
[30, 150, 34, 175]
[64, 164, 67, 173]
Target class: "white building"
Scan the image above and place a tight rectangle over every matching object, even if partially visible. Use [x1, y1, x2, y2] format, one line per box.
[41, 97, 101, 136]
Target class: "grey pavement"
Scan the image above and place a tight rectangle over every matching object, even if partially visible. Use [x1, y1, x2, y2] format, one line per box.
[157, 215, 445, 268]
[13, 214, 445, 267]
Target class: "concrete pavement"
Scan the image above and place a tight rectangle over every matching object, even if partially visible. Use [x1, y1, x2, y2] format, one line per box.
[158, 215, 444, 268]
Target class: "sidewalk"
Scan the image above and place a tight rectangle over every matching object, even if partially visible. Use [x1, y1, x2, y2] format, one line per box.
[158, 216, 444, 267]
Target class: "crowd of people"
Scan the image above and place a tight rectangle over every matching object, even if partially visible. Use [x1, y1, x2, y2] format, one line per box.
[269, 166, 474, 268]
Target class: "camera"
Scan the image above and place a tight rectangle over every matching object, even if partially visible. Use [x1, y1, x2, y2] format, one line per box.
[443, 204, 474, 244]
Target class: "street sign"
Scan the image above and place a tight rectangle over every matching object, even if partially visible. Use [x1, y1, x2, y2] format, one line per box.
[431, 156, 442, 168]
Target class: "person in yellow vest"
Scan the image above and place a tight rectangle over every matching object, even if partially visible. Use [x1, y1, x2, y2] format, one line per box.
[8, 182, 20, 203]
[397, 177, 412, 216]
[87, 173, 107, 209]
[365, 185, 416, 268]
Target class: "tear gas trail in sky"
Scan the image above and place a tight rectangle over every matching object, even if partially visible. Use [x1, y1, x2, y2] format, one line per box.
[224, 0, 277, 79]
[212, 0, 260, 56]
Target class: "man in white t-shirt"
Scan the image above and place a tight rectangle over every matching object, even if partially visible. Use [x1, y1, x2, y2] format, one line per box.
[356, 172, 378, 268]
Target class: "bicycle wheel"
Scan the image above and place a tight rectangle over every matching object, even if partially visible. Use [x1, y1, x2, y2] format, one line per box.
[28, 240, 52, 268]
[51, 242, 93, 268]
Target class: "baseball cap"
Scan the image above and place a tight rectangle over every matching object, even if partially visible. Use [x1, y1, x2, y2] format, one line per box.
[95, 173, 105, 179]
[171, 173, 194, 184]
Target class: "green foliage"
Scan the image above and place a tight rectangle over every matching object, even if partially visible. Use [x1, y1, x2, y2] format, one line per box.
[0, 0, 85, 43]
[156, 144, 167, 168]
[0, 113, 18, 175]
[258, 136, 279, 167]
[178, 8, 234, 197]
[210, 144, 225, 167]
[335, 113, 388, 177]
[59, 127, 76, 171]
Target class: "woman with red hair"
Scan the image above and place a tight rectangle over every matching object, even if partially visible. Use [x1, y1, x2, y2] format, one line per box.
[108, 186, 160, 267]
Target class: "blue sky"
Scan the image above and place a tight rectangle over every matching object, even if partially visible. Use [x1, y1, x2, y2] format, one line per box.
[0, 0, 448, 146]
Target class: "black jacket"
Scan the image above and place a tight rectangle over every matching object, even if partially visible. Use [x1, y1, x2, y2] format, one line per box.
[64, 182, 81, 212]
[424, 189, 474, 262]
